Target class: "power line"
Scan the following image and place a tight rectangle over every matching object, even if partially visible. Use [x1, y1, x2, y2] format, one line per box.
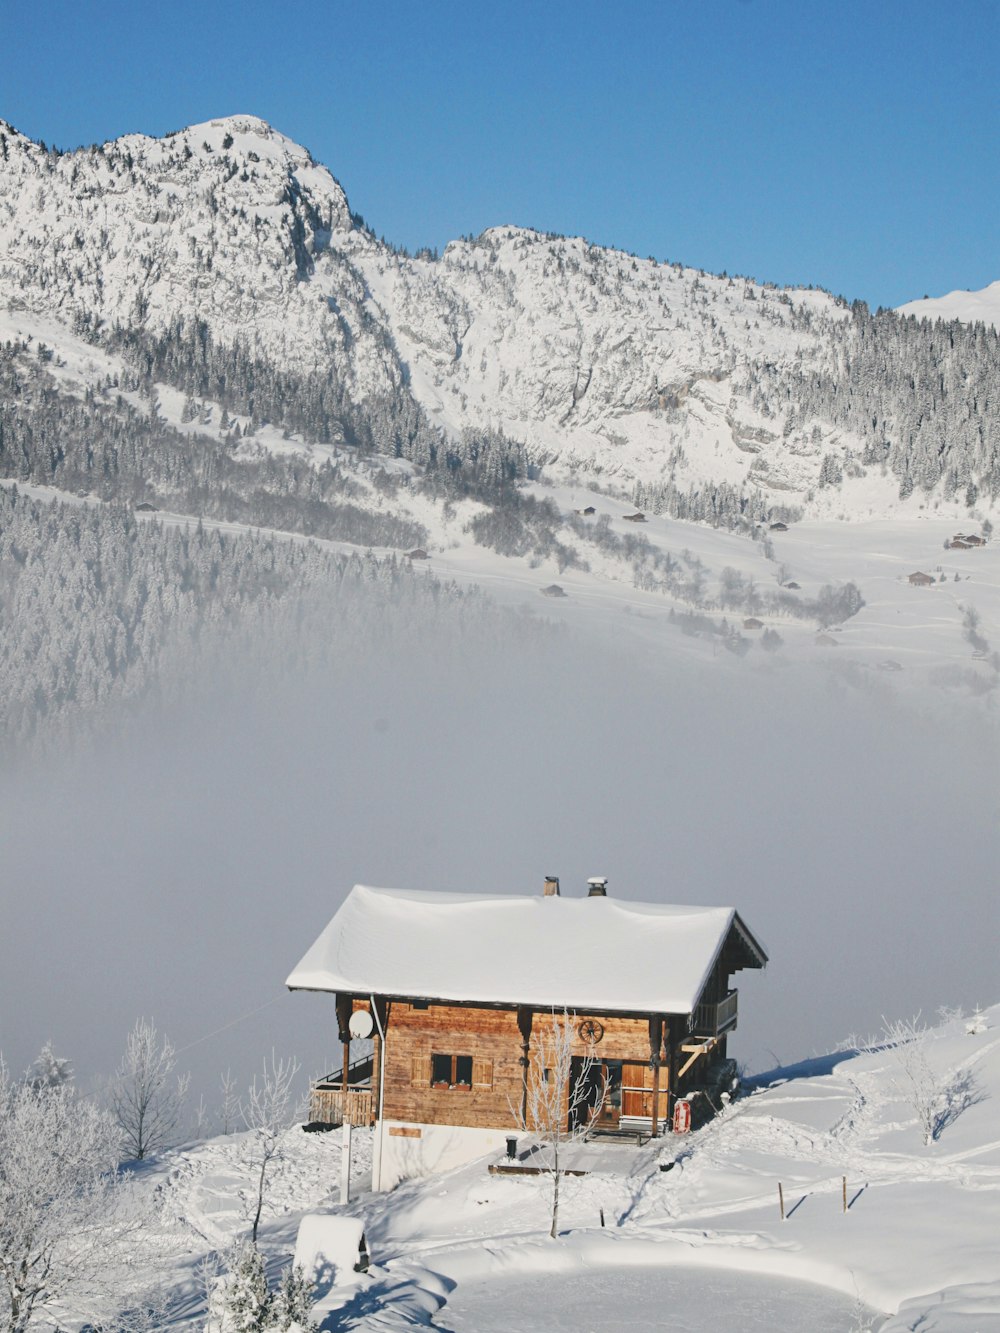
[174, 995, 284, 1058]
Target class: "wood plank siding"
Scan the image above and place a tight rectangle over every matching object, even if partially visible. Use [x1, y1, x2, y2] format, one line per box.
[374, 1000, 672, 1132]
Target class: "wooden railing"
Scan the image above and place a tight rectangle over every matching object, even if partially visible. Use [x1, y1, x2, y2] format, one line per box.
[691, 989, 739, 1038]
[309, 1085, 375, 1127]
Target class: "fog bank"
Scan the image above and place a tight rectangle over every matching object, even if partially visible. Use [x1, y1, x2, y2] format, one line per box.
[1, 592, 996, 1116]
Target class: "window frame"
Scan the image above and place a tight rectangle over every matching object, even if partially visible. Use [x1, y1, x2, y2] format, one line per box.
[430, 1052, 474, 1090]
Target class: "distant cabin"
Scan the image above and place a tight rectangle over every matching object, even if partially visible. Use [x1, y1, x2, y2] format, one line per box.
[743, 617, 764, 630]
[406, 549, 429, 560]
[540, 584, 567, 598]
[949, 540, 972, 550]
[582, 505, 596, 515]
[134, 501, 158, 512]
[965, 534, 986, 546]
[784, 581, 801, 590]
[287, 879, 767, 1190]
[768, 522, 788, 532]
[908, 571, 936, 586]
[622, 512, 646, 523]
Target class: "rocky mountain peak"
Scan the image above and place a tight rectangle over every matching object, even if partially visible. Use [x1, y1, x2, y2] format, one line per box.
[0, 113, 996, 518]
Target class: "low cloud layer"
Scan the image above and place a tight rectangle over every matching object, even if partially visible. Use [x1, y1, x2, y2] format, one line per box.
[1, 591, 996, 1113]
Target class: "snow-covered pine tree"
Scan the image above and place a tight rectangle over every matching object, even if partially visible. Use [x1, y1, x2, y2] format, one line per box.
[271, 1264, 317, 1332]
[222, 1241, 273, 1333]
[26, 1042, 72, 1091]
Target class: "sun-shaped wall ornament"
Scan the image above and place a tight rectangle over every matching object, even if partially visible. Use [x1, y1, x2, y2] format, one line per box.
[577, 1018, 605, 1044]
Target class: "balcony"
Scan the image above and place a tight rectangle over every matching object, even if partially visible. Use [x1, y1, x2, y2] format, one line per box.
[691, 989, 739, 1039]
[309, 1082, 375, 1127]
[308, 1050, 376, 1127]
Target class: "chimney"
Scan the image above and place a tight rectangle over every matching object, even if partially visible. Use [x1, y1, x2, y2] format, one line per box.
[587, 877, 608, 897]
[543, 876, 560, 897]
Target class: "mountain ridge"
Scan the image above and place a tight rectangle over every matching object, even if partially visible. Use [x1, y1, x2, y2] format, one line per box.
[898, 279, 1000, 332]
[1, 113, 998, 518]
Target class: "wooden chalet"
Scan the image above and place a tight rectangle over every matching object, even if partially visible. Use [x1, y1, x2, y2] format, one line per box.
[287, 878, 767, 1189]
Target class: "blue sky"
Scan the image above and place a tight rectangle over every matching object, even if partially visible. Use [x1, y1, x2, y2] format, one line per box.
[1, 0, 996, 307]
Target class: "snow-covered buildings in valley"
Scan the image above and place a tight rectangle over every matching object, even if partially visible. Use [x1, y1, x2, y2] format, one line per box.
[286, 879, 767, 1189]
[908, 571, 937, 586]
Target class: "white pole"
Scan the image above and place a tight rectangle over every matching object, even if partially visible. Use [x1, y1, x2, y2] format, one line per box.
[370, 995, 387, 1192]
[340, 1119, 352, 1206]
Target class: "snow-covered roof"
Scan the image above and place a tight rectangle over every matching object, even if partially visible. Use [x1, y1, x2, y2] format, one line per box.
[286, 885, 767, 1015]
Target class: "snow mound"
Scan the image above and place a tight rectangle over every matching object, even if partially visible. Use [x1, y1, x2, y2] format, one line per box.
[898, 279, 1000, 331]
[293, 1214, 365, 1290]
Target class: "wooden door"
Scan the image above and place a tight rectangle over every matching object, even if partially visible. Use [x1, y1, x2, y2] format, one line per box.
[621, 1061, 653, 1119]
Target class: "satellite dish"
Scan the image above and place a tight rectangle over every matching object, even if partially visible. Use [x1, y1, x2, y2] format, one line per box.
[348, 1010, 374, 1040]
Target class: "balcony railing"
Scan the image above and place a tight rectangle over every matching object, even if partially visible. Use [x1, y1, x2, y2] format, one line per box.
[691, 989, 739, 1038]
[309, 1083, 375, 1127]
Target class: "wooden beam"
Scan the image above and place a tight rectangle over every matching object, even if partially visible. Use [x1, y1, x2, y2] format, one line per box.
[489, 1163, 589, 1178]
[677, 1035, 720, 1080]
[648, 1016, 662, 1136]
[335, 993, 353, 1043]
[517, 1005, 533, 1125]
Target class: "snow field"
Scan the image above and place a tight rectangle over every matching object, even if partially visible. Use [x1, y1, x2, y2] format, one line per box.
[898, 280, 1000, 333]
[4, 301, 998, 713]
[127, 1006, 999, 1330]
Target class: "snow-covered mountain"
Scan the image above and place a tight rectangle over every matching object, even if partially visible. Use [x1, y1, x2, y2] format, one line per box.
[2, 113, 997, 516]
[898, 279, 1000, 332]
[353, 224, 849, 496]
[3, 111, 1000, 744]
[0, 115, 403, 401]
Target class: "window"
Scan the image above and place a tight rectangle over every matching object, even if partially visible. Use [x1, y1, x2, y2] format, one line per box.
[430, 1053, 473, 1089]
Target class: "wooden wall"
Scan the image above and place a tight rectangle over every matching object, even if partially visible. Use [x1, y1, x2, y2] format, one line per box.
[374, 1000, 667, 1132]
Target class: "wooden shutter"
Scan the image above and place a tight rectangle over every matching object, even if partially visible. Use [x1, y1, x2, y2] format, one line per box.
[472, 1058, 493, 1088]
[410, 1054, 432, 1085]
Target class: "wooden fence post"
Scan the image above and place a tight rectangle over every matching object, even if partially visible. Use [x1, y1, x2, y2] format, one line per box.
[778, 1182, 785, 1221]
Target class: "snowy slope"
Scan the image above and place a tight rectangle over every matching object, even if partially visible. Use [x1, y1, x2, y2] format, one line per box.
[899, 279, 1000, 332]
[7, 461, 1000, 712]
[135, 1004, 1000, 1331]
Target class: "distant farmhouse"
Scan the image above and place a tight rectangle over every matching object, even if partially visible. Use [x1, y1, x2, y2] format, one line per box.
[287, 879, 767, 1189]
[908, 571, 936, 587]
[946, 533, 986, 550]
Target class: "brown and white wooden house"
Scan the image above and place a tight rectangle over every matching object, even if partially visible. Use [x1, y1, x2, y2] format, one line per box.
[286, 878, 767, 1189]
